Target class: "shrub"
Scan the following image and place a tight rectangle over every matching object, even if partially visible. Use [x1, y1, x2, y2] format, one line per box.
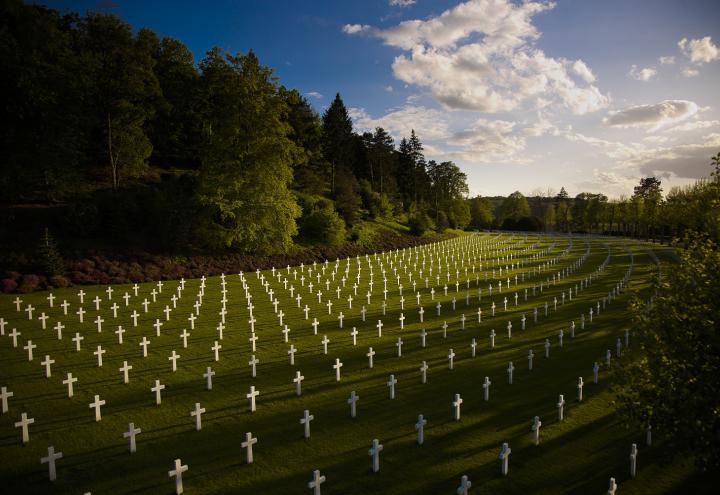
[301, 207, 347, 247]
[351, 224, 377, 249]
[516, 216, 543, 231]
[408, 212, 432, 236]
[18, 274, 41, 293]
[1, 278, 18, 293]
[500, 217, 518, 230]
[435, 211, 449, 231]
[49, 275, 71, 288]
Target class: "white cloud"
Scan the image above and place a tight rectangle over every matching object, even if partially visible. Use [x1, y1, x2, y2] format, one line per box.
[628, 64, 657, 81]
[384, 85, 394, 92]
[658, 56, 675, 65]
[679, 36, 720, 64]
[389, 0, 416, 6]
[681, 67, 699, 78]
[523, 113, 560, 137]
[345, 0, 608, 115]
[593, 169, 635, 186]
[342, 24, 371, 34]
[664, 120, 720, 133]
[350, 105, 532, 164]
[632, 133, 720, 179]
[447, 118, 527, 161]
[349, 105, 450, 141]
[567, 129, 720, 182]
[564, 131, 639, 161]
[306, 91, 323, 99]
[572, 59, 596, 83]
[603, 100, 698, 131]
[643, 135, 670, 144]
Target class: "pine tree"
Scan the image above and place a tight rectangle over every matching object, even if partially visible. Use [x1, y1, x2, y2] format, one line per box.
[38, 228, 65, 276]
[321, 93, 354, 194]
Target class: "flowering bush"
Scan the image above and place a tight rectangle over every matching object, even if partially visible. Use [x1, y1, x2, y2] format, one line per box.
[1, 229, 454, 292]
[18, 274, 42, 293]
[1, 278, 18, 293]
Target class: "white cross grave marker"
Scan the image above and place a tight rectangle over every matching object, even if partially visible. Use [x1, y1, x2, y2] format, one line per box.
[242, 432, 258, 463]
[369, 439, 384, 473]
[40, 446, 63, 481]
[124, 422, 141, 453]
[168, 459, 188, 494]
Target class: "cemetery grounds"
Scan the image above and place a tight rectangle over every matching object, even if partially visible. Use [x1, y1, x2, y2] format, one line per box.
[0, 232, 711, 494]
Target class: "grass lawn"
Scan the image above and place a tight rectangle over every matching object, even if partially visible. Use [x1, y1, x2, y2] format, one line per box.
[0, 233, 712, 494]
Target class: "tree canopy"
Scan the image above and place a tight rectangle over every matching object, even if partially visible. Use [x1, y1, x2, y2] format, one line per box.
[616, 233, 720, 469]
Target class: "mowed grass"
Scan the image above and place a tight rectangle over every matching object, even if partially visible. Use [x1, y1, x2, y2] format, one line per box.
[0, 233, 712, 494]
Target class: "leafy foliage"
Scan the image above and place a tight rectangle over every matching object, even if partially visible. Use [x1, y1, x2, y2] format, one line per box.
[196, 49, 300, 252]
[469, 196, 494, 229]
[408, 210, 432, 236]
[500, 191, 531, 222]
[0, 2, 472, 256]
[616, 233, 720, 469]
[300, 202, 346, 247]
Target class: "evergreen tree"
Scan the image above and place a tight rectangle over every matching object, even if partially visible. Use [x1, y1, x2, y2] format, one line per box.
[37, 228, 65, 276]
[408, 130, 429, 205]
[283, 89, 327, 195]
[321, 93, 354, 194]
[363, 127, 395, 193]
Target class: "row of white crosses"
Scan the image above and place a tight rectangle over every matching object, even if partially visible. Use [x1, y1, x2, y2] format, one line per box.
[3, 276, 221, 486]
[9, 236, 590, 393]
[2, 235, 643, 490]
[258, 234, 597, 384]
[4, 233, 605, 436]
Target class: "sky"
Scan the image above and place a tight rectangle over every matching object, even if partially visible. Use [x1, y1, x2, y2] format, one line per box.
[41, 0, 720, 199]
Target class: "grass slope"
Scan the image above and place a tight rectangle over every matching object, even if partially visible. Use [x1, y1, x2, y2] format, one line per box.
[0, 233, 711, 494]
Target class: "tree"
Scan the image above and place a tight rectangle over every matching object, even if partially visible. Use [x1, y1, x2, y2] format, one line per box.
[543, 203, 556, 231]
[634, 177, 663, 240]
[147, 35, 202, 169]
[499, 191, 530, 223]
[0, 2, 89, 201]
[283, 89, 327, 195]
[469, 196, 495, 229]
[37, 228, 65, 276]
[572, 192, 607, 232]
[447, 198, 471, 229]
[408, 130, 429, 205]
[396, 130, 432, 209]
[196, 48, 300, 252]
[322, 93, 354, 194]
[79, 13, 160, 190]
[363, 127, 395, 194]
[427, 160, 468, 225]
[616, 233, 720, 469]
[333, 166, 362, 225]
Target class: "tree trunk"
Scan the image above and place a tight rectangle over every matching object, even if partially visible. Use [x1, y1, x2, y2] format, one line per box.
[108, 112, 118, 191]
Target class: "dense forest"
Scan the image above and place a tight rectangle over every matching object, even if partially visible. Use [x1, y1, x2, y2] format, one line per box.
[1, 1, 718, 290]
[0, 1, 469, 252]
